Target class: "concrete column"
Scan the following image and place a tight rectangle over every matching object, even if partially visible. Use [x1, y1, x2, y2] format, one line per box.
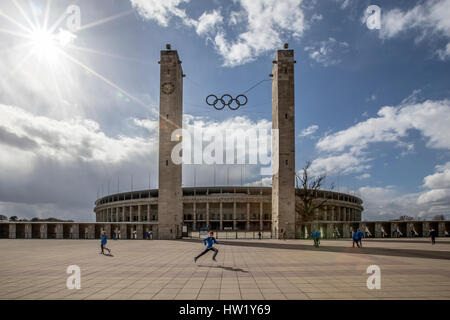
[104, 224, 111, 239]
[40, 224, 47, 239]
[147, 204, 150, 222]
[423, 222, 430, 237]
[56, 224, 63, 239]
[9, 223, 16, 239]
[157, 47, 184, 240]
[375, 223, 382, 238]
[233, 202, 237, 230]
[120, 224, 127, 239]
[71, 224, 79, 239]
[219, 202, 223, 230]
[136, 224, 143, 239]
[129, 206, 133, 222]
[193, 202, 197, 231]
[326, 223, 334, 239]
[24, 223, 32, 239]
[331, 206, 335, 221]
[246, 202, 250, 231]
[343, 223, 351, 238]
[122, 207, 125, 222]
[259, 202, 263, 231]
[271, 46, 296, 239]
[138, 205, 142, 222]
[391, 222, 397, 237]
[88, 224, 95, 239]
[438, 222, 446, 237]
[206, 202, 210, 228]
[323, 206, 327, 221]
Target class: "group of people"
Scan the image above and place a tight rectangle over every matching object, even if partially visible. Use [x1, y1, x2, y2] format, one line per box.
[310, 229, 364, 248]
[99, 226, 444, 257]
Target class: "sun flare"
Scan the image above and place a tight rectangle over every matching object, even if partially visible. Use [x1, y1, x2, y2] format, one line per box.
[30, 28, 59, 62]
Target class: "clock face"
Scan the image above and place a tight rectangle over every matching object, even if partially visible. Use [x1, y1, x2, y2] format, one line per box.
[162, 82, 175, 95]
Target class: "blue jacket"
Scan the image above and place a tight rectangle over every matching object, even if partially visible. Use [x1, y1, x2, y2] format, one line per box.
[203, 236, 219, 248]
[101, 234, 107, 245]
[353, 231, 364, 240]
[311, 231, 320, 239]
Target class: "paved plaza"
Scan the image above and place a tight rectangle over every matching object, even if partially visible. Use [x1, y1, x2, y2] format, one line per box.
[0, 238, 449, 300]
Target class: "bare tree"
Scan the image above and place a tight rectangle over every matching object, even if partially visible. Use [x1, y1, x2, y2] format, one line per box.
[295, 161, 334, 222]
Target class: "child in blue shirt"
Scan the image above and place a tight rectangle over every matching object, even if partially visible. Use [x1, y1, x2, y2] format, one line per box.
[311, 231, 320, 247]
[100, 231, 111, 255]
[352, 229, 364, 248]
[194, 231, 219, 262]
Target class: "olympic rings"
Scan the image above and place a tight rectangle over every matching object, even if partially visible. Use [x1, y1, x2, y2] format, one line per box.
[206, 94, 248, 110]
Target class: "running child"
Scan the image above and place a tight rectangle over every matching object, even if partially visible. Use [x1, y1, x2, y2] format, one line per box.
[194, 231, 219, 262]
[100, 231, 111, 255]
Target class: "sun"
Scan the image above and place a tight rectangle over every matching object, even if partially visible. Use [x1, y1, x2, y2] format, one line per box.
[29, 28, 60, 62]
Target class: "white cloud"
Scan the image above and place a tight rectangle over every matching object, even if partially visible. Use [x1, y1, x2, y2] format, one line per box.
[0, 104, 155, 165]
[131, 0, 307, 67]
[309, 153, 371, 176]
[130, 0, 193, 27]
[213, 0, 306, 66]
[418, 162, 450, 206]
[379, 0, 450, 58]
[195, 10, 223, 36]
[356, 173, 371, 180]
[437, 42, 450, 60]
[304, 37, 349, 66]
[316, 99, 450, 154]
[311, 98, 450, 179]
[299, 124, 319, 137]
[358, 186, 423, 220]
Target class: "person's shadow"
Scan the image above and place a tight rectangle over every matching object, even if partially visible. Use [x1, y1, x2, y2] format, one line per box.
[198, 265, 248, 273]
[101, 252, 114, 257]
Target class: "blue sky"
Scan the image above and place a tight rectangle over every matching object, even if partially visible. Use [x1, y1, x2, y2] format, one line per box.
[0, 0, 449, 221]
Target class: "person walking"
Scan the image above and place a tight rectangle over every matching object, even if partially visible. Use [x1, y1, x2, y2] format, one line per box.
[357, 229, 364, 247]
[100, 231, 111, 255]
[352, 229, 363, 248]
[430, 228, 436, 245]
[194, 231, 219, 262]
[258, 231, 262, 240]
[312, 230, 320, 247]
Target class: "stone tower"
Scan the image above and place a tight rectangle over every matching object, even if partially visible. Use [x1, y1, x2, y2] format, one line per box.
[158, 45, 183, 240]
[271, 46, 296, 239]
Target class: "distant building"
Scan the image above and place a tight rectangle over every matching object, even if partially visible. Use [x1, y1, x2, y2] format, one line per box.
[0, 215, 7, 221]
